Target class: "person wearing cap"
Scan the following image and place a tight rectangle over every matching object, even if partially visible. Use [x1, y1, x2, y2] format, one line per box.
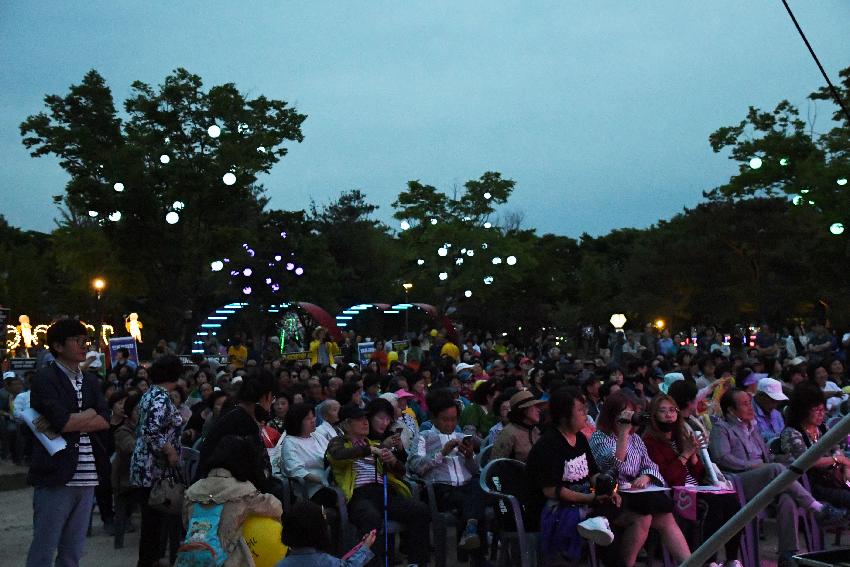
[491, 390, 544, 462]
[439, 335, 460, 363]
[25, 319, 110, 567]
[1, 371, 24, 463]
[779, 382, 850, 511]
[753, 377, 788, 443]
[326, 403, 431, 566]
[709, 388, 847, 566]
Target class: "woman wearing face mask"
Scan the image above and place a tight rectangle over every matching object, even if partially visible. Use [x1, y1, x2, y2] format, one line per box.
[643, 395, 743, 567]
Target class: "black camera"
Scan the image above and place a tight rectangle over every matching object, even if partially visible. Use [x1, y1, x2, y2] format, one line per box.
[616, 412, 649, 427]
[595, 472, 617, 496]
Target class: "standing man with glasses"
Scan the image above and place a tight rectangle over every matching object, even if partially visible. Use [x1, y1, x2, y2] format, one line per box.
[26, 319, 110, 567]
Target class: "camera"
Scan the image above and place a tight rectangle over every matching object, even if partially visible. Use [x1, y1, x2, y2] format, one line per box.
[595, 472, 617, 496]
[616, 412, 649, 427]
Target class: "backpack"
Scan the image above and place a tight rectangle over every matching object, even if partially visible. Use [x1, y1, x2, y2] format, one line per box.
[174, 502, 228, 567]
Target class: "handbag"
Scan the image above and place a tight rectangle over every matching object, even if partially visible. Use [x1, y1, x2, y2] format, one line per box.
[149, 466, 185, 515]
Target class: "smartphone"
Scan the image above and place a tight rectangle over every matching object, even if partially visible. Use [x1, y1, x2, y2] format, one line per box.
[342, 529, 376, 560]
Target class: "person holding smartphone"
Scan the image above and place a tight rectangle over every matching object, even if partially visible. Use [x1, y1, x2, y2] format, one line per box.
[407, 390, 488, 559]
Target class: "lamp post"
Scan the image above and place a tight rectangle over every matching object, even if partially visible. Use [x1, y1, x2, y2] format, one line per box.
[92, 277, 106, 345]
[609, 313, 627, 331]
[402, 283, 413, 336]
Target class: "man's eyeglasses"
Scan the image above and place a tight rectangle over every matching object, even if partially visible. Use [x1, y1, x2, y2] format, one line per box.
[67, 336, 92, 347]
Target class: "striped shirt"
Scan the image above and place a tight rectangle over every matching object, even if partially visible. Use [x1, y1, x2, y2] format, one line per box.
[55, 361, 99, 487]
[353, 453, 382, 488]
[588, 430, 666, 487]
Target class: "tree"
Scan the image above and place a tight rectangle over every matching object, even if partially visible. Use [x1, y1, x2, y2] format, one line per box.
[20, 69, 306, 343]
[308, 190, 399, 311]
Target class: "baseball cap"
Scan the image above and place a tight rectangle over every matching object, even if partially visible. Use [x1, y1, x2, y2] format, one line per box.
[393, 389, 415, 399]
[785, 356, 807, 367]
[742, 372, 768, 387]
[757, 377, 789, 401]
[3, 371, 17, 381]
[455, 363, 474, 373]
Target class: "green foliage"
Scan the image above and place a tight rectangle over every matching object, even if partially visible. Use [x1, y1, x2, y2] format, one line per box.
[19, 68, 306, 340]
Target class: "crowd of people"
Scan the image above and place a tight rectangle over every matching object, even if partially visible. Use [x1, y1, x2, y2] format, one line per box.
[4, 318, 850, 567]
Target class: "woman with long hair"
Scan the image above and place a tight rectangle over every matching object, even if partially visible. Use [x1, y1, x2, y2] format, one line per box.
[643, 394, 742, 566]
[589, 392, 690, 567]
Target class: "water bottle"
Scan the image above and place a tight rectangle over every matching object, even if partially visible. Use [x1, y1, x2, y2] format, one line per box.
[694, 430, 719, 485]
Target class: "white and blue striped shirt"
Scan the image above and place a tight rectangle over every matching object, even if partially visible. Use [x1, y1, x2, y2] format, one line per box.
[55, 361, 99, 487]
[589, 430, 665, 487]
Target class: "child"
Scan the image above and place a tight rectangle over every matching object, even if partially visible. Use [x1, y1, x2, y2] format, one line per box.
[179, 435, 283, 567]
[275, 500, 375, 567]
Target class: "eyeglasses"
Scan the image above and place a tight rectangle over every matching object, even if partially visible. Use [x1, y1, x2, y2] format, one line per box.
[656, 407, 679, 415]
[67, 336, 92, 347]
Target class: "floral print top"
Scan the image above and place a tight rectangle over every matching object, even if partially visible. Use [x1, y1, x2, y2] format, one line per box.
[130, 385, 183, 487]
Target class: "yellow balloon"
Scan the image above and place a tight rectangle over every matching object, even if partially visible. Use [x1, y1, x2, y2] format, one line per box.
[242, 515, 287, 567]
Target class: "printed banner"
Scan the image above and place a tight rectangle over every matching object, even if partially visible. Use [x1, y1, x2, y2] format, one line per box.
[109, 336, 139, 368]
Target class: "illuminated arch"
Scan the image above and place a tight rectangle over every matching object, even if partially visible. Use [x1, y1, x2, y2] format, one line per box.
[191, 301, 340, 354]
[333, 302, 457, 341]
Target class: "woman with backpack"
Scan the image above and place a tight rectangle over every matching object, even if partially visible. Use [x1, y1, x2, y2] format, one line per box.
[178, 435, 283, 567]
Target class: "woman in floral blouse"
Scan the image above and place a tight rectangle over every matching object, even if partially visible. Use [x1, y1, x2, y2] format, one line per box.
[130, 355, 184, 567]
[780, 382, 850, 509]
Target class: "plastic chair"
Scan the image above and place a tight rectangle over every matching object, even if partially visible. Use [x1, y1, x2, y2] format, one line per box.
[797, 474, 824, 552]
[479, 459, 537, 567]
[727, 473, 760, 567]
[478, 444, 494, 467]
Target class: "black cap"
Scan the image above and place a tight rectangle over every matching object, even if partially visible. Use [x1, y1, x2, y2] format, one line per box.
[339, 403, 368, 422]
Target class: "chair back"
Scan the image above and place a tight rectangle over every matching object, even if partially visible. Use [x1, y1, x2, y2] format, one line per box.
[478, 444, 494, 467]
[180, 447, 201, 484]
[480, 458, 530, 533]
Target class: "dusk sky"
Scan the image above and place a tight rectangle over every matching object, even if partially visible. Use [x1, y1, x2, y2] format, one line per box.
[2, 1, 848, 237]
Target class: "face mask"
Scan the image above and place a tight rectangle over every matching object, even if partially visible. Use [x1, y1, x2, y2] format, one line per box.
[657, 421, 676, 433]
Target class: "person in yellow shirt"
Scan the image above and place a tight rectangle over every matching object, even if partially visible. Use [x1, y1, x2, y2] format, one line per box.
[227, 335, 248, 368]
[440, 337, 460, 362]
[309, 326, 340, 367]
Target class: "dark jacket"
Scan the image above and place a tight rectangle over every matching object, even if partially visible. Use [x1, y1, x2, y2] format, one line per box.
[27, 362, 109, 487]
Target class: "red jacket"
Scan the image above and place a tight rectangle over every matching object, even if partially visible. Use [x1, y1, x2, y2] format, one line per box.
[643, 434, 705, 487]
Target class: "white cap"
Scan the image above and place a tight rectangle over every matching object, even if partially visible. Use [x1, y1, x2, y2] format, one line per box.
[455, 362, 474, 373]
[757, 377, 789, 401]
[3, 371, 17, 380]
[85, 351, 102, 369]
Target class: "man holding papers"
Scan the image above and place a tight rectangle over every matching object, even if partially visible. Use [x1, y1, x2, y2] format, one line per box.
[25, 319, 110, 567]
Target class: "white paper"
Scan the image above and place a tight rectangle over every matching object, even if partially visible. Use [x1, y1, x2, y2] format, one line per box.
[619, 485, 671, 493]
[22, 408, 67, 456]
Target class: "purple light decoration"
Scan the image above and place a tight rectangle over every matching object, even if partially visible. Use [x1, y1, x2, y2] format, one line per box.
[268, 262, 274, 267]
[274, 255, 282, 261]
[271, 283, 280, 292]
[223, 258, 230, 263]
[242, 286, 252, 295]
[247, 249, 255, 257]
[285, 263, 295, 271]
[230, 270, 239, 276]
[242, 243, 249, 249]
[294, 267, 304, 276]
[243, 268, 252, 276]
[265, 277, 272, 284]
[280, 231, 287, 239]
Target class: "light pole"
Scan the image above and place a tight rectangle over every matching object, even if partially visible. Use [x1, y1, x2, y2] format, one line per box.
[92, 278, 106, 346]
[402, 283, 413, 336]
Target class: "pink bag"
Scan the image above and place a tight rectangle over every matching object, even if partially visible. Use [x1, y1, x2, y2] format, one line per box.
[673, 486, 735, 521]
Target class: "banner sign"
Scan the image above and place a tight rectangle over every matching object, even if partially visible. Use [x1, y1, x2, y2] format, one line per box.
[392, 340, 409, 352]
[109, 337, 139, 368]
[10, 358, 38, 374]
[358, 341, 376, 366]
[179, 355, 230, 366]
[281, 351, 310, 361]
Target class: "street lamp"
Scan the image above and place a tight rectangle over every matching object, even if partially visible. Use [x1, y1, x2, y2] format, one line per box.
[92, 278, 106, 342]
[655, 319, 666, 330]
[92, 278, 106, 300]
[609, 313, 627, 331]
[402, 283, 413, 336]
